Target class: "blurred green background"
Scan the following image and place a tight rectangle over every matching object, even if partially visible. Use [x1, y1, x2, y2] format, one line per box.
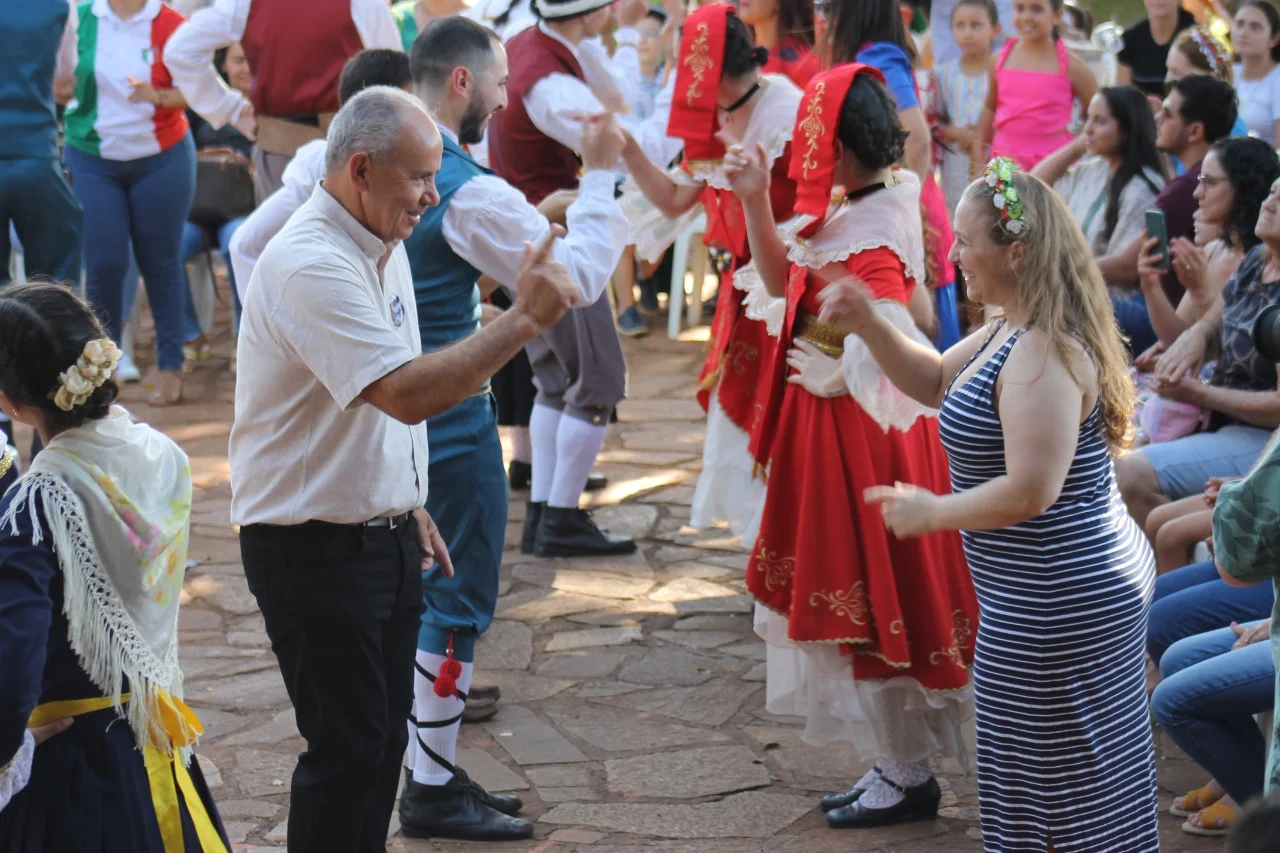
[1079, 0, 1148, 25]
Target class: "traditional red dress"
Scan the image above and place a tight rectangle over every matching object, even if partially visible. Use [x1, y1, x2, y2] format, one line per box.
[737, 172, 978, 762]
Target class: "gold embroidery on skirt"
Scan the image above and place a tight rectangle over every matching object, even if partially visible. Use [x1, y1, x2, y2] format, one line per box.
[809, 581, 868, 625]
[753, 541, 795, 592]
[929, 610, 974, 670]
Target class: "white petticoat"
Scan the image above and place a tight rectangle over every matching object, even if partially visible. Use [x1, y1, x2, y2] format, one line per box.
[754, 605, 974, 772]
[689, 395, 766, 544]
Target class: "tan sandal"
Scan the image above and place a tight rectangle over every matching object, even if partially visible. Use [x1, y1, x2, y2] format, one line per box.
[146, 371, 184, 407]
[1170, 784, 1222, 818]
[1182, 801, 1236, 837]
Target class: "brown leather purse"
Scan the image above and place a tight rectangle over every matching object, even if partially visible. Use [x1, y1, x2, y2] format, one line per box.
[189, 147, 255, 227]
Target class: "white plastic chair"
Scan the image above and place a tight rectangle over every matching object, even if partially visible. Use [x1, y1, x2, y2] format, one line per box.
[666, 213, 709, 339]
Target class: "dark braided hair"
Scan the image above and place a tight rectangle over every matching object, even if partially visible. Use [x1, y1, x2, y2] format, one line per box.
[837, 73, 908, 170]
[0, 282, 119, 431]
[1211, 136, 1280, 251]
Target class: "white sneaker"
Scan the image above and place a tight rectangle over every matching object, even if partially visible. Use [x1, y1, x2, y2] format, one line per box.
[116, 353, 141, 383]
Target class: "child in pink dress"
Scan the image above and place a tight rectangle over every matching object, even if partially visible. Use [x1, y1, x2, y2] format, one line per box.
[973, 0, 1096, 170]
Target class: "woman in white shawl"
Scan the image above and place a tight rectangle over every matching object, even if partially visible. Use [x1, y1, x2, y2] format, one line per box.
[0, 282, 228, 852]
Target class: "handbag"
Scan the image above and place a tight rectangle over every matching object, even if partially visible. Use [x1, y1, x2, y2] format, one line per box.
[189, 147, 254, 228]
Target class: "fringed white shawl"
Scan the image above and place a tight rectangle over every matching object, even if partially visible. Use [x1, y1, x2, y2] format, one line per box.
[1, 406, 194, 758]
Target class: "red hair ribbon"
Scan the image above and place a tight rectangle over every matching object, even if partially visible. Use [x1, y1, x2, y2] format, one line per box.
[667, 3, 733, 163]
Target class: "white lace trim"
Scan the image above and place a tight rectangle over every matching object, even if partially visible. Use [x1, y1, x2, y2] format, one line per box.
[1, 475, 190, 761]
[0, 730, 34, 812]
[619, 183, 703, 264]
[780, 172, 926, 286]
[683, 75, 803, 191]
[730, 261, 785, 337]
[842, 302, 939, 433]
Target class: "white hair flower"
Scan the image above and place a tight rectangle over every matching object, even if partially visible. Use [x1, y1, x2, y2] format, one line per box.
[49, 338, 122, 412]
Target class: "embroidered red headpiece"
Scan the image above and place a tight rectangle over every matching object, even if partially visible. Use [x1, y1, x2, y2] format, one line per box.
[667, 3, 733, 163]
[787, 62, 886, 237]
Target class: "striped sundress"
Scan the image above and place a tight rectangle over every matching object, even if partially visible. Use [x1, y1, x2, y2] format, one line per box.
[938, 325, 1160, 851]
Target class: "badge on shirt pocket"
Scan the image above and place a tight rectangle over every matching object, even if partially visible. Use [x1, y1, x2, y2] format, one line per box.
[390, 295, 406, 328]
[141, 47, 155, 66]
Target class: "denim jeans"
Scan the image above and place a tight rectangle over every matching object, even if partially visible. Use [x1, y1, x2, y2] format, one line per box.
[1150, 624, 1275, 805]
[181, 216, 247, 341]
[0, 157, 82, 284]
[1112, 290, 1159, 356]
[1147, 560, 1277, 663]
[66, 134, 196, 372]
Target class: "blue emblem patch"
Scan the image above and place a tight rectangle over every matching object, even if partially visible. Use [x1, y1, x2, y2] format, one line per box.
[390, 295, 406, 328]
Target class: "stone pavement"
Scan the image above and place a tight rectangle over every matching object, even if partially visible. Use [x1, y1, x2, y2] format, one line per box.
[80, 309, 1224, 853]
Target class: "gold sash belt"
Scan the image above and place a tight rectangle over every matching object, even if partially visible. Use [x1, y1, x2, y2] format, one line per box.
[794, 310, 845, 357]
[30, 693, 227, 853]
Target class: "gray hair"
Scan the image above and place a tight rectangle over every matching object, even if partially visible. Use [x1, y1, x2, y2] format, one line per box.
[324, 86, 431, 174]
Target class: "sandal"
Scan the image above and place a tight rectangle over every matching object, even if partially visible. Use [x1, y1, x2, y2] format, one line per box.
[146, 371, 184, 407]
[1170, 784, 1223, 817]
[182, 340, 213, 374]
[1182, 801, 1236, 837]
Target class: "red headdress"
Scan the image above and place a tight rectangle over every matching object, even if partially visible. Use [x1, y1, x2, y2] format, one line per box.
[787, 62, 886, 237]
[666, 3, 733, 163]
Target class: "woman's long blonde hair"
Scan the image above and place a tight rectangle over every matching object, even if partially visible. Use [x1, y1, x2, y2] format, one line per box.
[961, 172, 1136, 452]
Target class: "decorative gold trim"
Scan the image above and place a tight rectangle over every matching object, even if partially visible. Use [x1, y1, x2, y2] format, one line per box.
[809, 581, 867, 625]
[795, 310, 845, 357]
[0, 450, 14, 481]
[889, 619, 904, 635]
[798, 81, 827, 180]
[929, 610, 974, 670]
[683, 23, 714, 107]
[752, 541, 795, 593]
[854, 648, 913, 669]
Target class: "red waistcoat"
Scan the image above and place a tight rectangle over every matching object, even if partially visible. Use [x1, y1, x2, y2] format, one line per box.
[488, 26, 583, 205]
[240, 0, 363, 117]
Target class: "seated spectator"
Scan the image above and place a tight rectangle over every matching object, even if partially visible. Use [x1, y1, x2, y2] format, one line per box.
[1118, 177, 1280, 528]
[1138, 137, 1279, 347]
[1145, 475, 1236, 572]
[1118, 0, 1197, 97]
[1231, 0, 1280, 146]
[1148, 558, 1276, 667]
[1105, 74, 1238, 355]
[1033, 86, 1166, 282]
[1162, 26, 1247, 158]
[1150, 617, 1275, 836]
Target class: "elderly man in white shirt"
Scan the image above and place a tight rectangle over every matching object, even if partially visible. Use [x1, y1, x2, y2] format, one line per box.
[231, 86, 578, 853]
[164, 0, 401, 202]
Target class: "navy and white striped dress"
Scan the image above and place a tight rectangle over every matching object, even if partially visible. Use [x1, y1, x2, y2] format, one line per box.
[938, 326, 1160, 852]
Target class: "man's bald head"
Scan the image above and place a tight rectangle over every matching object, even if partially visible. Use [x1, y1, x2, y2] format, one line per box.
[324, 86, 443, 241]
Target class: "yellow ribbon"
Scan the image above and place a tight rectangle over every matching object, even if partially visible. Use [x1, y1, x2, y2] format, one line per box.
[30, 692, 227, 853]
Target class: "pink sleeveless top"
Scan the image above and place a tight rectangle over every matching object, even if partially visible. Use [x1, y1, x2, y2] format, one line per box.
[991, 38, 1075, 170]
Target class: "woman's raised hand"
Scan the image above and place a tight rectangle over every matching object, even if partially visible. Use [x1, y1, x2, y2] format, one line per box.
[717, 133, 771, 200]
[1169, 237, 1208, 295]
[815, 272, 875, 335]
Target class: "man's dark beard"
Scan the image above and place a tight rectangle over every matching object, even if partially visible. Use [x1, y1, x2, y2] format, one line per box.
[459, 100, 491, 147]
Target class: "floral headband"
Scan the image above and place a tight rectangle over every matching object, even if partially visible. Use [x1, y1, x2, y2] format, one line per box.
[1188, 27, 1230, 75]
[50, 338, 121, 412]
[983, 157, 1026, 237]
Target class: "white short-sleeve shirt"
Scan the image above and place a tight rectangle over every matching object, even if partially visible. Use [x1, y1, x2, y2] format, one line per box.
[230, 184, 430, 526]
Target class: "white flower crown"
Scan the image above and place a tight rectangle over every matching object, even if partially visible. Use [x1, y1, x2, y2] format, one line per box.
[50, 338, 122, 412]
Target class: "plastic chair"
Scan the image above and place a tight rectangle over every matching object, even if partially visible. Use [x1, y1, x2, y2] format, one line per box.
[666, 213, 708, 340]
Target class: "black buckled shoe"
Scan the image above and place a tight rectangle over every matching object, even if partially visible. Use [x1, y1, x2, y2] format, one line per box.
[521, 502, 544, 555]
[399, 773, 533, 840]
[820, 783, 867, 812]
[825, 775, 941, 830]
[534, 506, 637, 558]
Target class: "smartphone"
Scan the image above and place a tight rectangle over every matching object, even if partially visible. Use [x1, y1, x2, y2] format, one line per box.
[1145, 209, 1170, 272]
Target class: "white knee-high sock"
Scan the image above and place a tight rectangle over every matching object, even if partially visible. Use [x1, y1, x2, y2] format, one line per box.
[529, 404, 561, 503]
[411, 651, 474, 786]
[511, 426, 532, 465]
[547, 416, 608, 509]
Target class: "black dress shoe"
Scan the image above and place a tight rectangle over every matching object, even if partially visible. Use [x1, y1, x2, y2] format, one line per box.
[820, 783, 867, 812]
[535, 506, 637, 558]
[826, 776, 941, 830]
[469, 684, 501, 702]
[452, 767, 523, 815]
[521, 501, 544, 555]
[399, 774, 533, 840]
[584, 471, 608, 492]
[508, 460, 532, 491]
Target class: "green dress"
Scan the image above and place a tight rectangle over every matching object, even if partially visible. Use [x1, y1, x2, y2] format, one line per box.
[1214, 433, 1280, 793]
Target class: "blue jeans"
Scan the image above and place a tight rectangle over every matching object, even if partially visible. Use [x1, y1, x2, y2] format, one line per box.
[181, 217, 247, 341]
[1150, 624, 1275, 805]
[1112, 290, 1158, 356]
[1147, 560, 1277, 663]
[0, 157, 82, 284]
[66, 134, 196, 372]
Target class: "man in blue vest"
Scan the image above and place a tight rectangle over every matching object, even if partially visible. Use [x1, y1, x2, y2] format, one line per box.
[397, 16, 627, 842]
[1, 0, 83, 285]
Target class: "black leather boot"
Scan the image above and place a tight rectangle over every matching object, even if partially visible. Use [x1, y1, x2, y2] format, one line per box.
[521, 502, 544, 555]
[534, 506, 637, 557]
[399, 773, 533, 840]
[826, 775, 941, 829]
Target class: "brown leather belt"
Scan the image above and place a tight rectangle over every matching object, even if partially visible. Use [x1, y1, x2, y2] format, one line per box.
[255, 113, 336, 158]
[794, 310, 845, 357]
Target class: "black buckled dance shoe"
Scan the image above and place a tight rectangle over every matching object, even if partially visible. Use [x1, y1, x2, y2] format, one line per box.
[819, 783, 867, 812]
[534, 506, 637, 558]
[825, 773, 941, 830]
[399, 771, 532, 841]
[508, 460, 608, 492]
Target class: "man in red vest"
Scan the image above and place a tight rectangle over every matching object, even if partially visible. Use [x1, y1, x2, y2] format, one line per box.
[165, 0, 401, 202]
[488, 0, 638, 559]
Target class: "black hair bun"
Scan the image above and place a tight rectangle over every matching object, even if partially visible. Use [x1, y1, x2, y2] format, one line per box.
[80, 381, 119, 422]
[751, 46, 770, 67]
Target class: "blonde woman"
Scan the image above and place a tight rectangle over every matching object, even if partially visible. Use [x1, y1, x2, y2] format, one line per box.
[818, 161, 1160, 851]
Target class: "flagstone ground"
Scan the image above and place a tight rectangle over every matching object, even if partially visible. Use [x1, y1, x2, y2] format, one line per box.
[29, 300, 1222, 853]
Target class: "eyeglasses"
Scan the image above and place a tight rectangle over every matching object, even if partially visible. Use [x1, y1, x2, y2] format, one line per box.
[1197, 173, 1229, 189]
